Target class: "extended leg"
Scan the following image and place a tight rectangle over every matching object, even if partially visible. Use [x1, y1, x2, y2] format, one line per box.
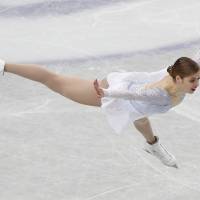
[4, 63, 102, 107]
[4, 63, 56, 83]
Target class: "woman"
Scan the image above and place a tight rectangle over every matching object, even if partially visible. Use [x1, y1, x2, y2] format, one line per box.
[0, 57, 199, 168]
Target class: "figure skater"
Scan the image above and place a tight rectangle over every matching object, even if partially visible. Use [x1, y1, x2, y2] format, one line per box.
[0, 57, 199, 168]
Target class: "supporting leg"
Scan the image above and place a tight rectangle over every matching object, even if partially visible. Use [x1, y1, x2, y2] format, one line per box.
[133, 117, 157, 144]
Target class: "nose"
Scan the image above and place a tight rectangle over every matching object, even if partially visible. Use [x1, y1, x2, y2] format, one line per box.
[194, 82, 199, 88]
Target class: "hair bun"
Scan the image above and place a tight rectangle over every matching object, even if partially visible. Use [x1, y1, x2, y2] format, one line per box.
[167, 65, 173, 73]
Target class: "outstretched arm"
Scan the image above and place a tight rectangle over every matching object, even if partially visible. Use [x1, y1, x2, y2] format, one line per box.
[93, 79, 168, 104]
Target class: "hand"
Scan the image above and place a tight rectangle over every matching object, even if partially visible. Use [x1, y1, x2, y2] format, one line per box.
[93, 79, 105, 98]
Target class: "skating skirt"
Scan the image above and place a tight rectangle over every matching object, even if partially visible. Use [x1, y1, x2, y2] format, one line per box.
[100, 68, 168, 134]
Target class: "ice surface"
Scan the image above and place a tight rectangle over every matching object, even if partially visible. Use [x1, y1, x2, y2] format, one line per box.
[0, 0, 200, 199]
[0, 0, 200, 62]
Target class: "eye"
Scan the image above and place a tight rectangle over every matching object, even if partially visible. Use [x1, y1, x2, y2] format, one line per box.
[190, 80, 195, 83]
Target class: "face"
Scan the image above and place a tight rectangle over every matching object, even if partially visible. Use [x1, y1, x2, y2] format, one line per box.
[178, 70, 200, 93]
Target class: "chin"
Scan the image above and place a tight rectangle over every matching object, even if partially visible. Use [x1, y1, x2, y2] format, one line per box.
[188, 89, 195, 93]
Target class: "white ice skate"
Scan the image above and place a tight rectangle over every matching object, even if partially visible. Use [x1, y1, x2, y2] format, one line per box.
[144, 136, 178, 168]
[0, 59, 5, 75]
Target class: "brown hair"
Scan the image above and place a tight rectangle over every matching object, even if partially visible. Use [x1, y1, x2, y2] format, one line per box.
[167, 57, 200, 81]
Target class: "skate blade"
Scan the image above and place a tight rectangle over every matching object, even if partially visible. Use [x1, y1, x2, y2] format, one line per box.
[143, 148, 151, 154]
[143, 149, 179, 169]
[171, 164, 179, 169]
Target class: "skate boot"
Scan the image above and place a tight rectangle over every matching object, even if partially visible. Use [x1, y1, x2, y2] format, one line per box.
[144, 136, 178, 168]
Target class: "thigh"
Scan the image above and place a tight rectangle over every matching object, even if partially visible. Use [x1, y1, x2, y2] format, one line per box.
[56, 75, 109, 107]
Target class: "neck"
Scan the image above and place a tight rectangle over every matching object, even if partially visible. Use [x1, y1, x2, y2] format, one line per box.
[164, 75, 185, 97]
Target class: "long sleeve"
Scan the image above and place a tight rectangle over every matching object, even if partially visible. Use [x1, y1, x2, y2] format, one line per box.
[103, 87, 170, 105]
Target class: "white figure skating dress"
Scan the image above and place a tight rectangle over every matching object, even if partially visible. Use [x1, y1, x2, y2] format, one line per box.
[101, 67, 185, 134]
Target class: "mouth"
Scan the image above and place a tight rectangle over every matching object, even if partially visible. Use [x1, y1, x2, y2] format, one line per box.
[191, 88, 196, 92]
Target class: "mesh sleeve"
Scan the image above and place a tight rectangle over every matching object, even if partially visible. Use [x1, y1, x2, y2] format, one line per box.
[103, 87, 169, 104]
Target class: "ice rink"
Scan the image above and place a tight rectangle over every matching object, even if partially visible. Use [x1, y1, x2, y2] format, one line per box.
[0, 0, 200, 199]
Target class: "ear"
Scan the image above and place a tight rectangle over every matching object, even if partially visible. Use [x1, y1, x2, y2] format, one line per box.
[175, 75, 183, 83]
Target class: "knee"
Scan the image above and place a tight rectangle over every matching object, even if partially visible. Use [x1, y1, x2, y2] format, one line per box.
[42, 73, 57, 85]
[39, 68, 57, 84]
[42, 74, 66, 95]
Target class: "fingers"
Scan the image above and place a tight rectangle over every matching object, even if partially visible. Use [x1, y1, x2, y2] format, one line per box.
[93, 79, 98, 89]
[93, 79, 104, 98]
[94, 79, 99, 87]
[93, 79, 100, 96]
